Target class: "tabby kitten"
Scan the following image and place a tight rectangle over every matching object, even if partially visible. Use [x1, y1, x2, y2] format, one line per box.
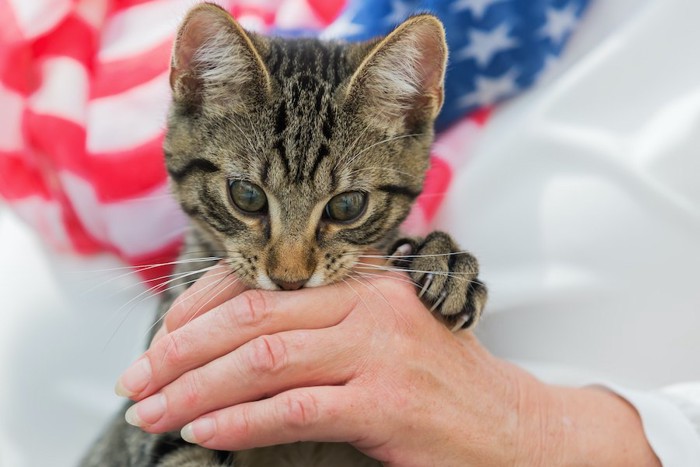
[81, 3, 486, 466]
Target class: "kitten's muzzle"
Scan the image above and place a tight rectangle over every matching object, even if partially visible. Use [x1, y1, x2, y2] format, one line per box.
[272, 279, 306, 291]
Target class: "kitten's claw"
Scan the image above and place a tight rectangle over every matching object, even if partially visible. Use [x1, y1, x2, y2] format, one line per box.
[390, 232, 487, 331]
[450, 313, 470, 332]
[429, 290, 447, 313]
[391, 242, 413, 258]
[419, 273, 434, 298]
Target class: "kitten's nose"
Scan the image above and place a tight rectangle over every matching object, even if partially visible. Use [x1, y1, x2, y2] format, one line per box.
[272, 279, 306, 291]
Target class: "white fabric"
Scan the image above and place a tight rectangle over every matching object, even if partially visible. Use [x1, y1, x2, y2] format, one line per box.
[1, 0, 700, 465]
[435, 0, 700, 463]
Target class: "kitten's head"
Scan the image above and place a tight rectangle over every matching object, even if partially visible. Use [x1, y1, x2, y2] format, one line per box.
[165, 3, 447, 290]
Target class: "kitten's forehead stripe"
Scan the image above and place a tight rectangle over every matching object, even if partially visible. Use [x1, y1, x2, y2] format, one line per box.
[257, 38, 353, 185]
[167, 157, 220, 182]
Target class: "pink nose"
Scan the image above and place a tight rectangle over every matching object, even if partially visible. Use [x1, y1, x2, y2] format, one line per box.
[272, 279, 306, 291]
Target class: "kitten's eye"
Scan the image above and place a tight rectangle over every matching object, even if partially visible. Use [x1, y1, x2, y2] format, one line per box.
[228, 180, 267, 213]
[324, 191, 367, 223]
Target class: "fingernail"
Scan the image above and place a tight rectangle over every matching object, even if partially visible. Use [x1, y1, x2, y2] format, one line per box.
[181, 418, 215, 444]
[115, 358, 152, 397]
[124, 394, 166, 427]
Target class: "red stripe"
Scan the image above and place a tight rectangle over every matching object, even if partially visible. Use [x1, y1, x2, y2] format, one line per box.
[419, 156, 452, 221]
[86, 136, 168, 202]
[0, 151, 52, 200]
[91, 40, 172, 98]
[308, 0, 347, 24]
[31, 15, 97, 66]
[469, 107, 492, 126]
[24, 112, 167, 202]
[61, 195, 104, 254]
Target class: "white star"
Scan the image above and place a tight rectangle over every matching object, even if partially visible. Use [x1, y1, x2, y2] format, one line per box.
[540, 4, 579, 44]
[385, 0, 413, 25]
[320, 11, 364, 39]
[451, 0, 505, 20]
[456, 23, 517, 67]
[458, 70, 519, 108]
[538, 53, 560, 81]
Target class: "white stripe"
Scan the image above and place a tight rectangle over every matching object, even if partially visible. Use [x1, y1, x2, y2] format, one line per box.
[431, 116, 485, 168]
[28, 57, 89, 125]
[86, 72, 170, 153]
[12, 196, 71, 250]
[59, 172, 187, 257]
[0, 83, 24, 151]
[6, 0, 71, 39]
[274, 0, 323, 30]
[98, 0, 192, 62]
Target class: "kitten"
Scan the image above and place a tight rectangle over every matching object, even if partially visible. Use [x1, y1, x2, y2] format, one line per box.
[81, 3, 486, 466]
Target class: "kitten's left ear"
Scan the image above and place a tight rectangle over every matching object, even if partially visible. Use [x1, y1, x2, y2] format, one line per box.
[344, 15, 447, 127]
[170, 3, 271, 112]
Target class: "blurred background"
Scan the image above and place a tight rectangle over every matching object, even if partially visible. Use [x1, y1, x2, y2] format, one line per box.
[2, 0, 700, 466]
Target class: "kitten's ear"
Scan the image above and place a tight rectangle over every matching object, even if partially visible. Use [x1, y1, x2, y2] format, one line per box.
[344, 15, 447, 128]
[170, 3, 271, 112]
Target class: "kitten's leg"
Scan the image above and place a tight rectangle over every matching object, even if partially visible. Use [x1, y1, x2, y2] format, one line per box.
[390, 231, 487, 331]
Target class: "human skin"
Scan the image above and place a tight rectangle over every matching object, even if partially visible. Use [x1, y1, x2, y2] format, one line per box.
[116, 263, 661, 466]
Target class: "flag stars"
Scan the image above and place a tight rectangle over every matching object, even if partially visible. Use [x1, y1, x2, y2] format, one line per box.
[451, 0, 506, 20]
[320, 12, 365, 39]
[540, 4, 579, 44]
[457, 23, 517, 66]
[458, 70, 519, 108]
[385, 0, 414, 25]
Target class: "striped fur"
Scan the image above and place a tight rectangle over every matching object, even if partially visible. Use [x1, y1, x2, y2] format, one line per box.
[82, 4, 487, 466]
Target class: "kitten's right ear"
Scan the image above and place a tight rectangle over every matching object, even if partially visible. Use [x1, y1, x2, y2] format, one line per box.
[170, 3, 271, 112]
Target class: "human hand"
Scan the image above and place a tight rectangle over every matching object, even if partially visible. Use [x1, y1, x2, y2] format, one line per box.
[114, 263, 535, 465]
[114, 263, 660, 466]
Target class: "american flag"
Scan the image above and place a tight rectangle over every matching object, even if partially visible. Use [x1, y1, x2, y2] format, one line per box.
[0, 0, 588, 283]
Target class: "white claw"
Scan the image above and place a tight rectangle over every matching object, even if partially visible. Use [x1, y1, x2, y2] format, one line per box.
[451, 314, 469, 332]
[419, 273, 434, 298]
[429, 290, 447, 312]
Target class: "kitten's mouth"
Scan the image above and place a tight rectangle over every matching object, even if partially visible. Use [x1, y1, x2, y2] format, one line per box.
[270, 278, 307, 291]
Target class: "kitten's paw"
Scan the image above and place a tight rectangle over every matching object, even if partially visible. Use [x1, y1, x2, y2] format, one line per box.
[390, 232, 487, 331]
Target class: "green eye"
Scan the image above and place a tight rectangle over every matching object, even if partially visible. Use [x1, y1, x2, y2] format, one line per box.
[228, 180, 267, 213]
[324, 191, 367, 223]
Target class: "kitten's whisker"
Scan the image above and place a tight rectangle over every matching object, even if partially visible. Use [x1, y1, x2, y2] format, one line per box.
[109, 264, 220, 324]
[334, 121, 375, 172]
[342, 133, 424, 169]
[82, 259, 223, 297]
[345, 166, 424, 181]
[97, 267, 221, 302]
[144, 269, 235, 342]
[347, 273, 410, 329]
[102, 265, 222, 350]
[342, 276, 381, 329]
[159, 270, 241, 366]
[351, 270, 422, 288]
[356, 262, 479, 277]
[79, 256, 224, 275]
[355, 250, 476, 259]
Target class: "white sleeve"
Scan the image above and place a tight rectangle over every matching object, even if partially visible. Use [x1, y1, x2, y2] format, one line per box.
[612, 384, 700, 465]
[434, 0, 700, 464]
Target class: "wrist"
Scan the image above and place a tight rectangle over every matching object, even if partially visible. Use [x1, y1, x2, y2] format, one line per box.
[517, 382, 661, 466]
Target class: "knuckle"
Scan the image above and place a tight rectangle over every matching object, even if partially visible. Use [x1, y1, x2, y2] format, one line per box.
[236, 289, 271, 327]
[280, 391, 319, 429]
[246, 334, 287, 375]
[161, 331, 190, 369]
[179, 370, 204, 409]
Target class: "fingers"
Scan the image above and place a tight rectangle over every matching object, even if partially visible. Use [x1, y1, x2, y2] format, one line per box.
[117, 283, 360, 400]
[180, 386, 375, 451]
[126, 327, 360, 433]
[161, 262, 248, 337]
